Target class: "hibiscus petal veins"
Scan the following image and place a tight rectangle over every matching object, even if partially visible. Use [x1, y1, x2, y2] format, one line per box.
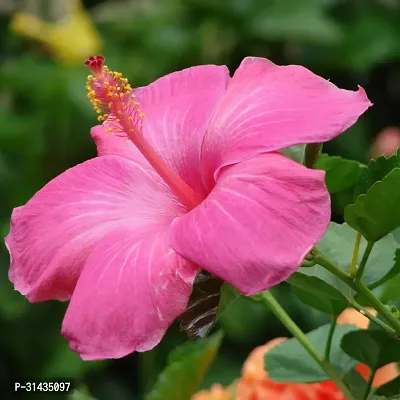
[5, 55, 371, 359]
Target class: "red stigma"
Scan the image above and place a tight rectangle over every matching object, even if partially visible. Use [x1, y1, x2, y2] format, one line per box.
[85, 55, 105, 76]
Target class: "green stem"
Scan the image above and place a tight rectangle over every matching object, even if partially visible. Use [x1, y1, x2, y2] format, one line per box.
[355, 241, 374, 283]
[350, 232, 362, 278]
[315, 252, 400, 333]
[257, 291, 355, 400]
[324, 316, 337, 362]
[349, 299, 396, 335]
[304, 143, 323, 169]
[364, 369, 376, 400]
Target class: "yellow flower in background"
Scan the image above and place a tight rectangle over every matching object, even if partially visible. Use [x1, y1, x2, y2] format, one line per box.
[9, 0, 102, 65]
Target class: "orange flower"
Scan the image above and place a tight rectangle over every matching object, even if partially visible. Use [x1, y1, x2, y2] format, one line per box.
[193, 308, 399, 399]
[191, 384, 232, 400]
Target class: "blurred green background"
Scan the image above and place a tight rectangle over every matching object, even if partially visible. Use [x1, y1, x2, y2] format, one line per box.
[1, 0, 400, 399]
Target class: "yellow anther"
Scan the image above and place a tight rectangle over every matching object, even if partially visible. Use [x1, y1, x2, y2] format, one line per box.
[133, 102, 140, 107]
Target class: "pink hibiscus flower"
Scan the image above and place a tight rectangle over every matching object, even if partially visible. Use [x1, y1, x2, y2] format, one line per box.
[5, 56, 371, 360]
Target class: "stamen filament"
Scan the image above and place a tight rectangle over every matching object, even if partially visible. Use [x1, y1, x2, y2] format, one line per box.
[85, 56, 204, 210]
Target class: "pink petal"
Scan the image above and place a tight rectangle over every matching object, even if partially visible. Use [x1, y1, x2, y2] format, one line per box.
[90, 124, 149, 167]
[62, 226, 197, 360]
[201, 57, 372, 189]
[137, 65, 230, 194]
[6, 156, 183, 303]
[169, 153, 330, 295]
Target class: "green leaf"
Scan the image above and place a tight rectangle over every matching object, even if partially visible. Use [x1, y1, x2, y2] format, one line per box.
[146, 332, 223, 400]
[345, 169, 400, 242]
[380, 262, 400, 303]
[393, 227, 400, 245]
[341, 330, 400, 370]
[216, 283, 241, 320]
[376, 376, 400, 397]
[300, 223, 397, 295]
[370, 249, 400, 290]
[265, 324, 358, 383]
[287, 273, 348, 315]
[355, 148, 400, 198]
[343, 370, 368, 399]
[279, 144, 306, 164]
[316, 154, 363, 193]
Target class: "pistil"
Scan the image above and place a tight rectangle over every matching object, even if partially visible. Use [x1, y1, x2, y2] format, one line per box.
[85, 56, 204, 210]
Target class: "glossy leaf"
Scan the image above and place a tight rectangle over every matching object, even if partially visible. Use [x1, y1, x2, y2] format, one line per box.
[265, 324, 358, 383]
[341, 330, 400, 370]
[146, 332, 223, 400]
[301, 223, 397, 295]
[287, 273, 348, 315]
[317, 153, 363, 193]
[345, 169, 400, 242]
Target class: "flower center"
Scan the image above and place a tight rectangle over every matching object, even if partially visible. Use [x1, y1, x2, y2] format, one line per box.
[85, 56, 204, 210]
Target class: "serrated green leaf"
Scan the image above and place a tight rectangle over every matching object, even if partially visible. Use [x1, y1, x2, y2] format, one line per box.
[265, 324, 358, 383]
[279, 144, 306, 163]
[317, 154, 363, 193]
[341, 330, 400, 370]
[345, 169, 400, 241]
[287, 273, 348, 315]
[300, 223, 397, 296]
[146, 332, 223, 400]
[355, 148, 400, 198]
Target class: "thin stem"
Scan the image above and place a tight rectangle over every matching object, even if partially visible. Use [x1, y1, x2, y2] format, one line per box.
[315, 252, 400, 333]
[304, 143, 323, 169]
[324, 316, 337, 362]
[354, 241, 374, 283]
[257, 291, 355, 400]
[364, 369, 376, 400]
[350, 232, 362, 278]
[349, 299, 396, 335]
